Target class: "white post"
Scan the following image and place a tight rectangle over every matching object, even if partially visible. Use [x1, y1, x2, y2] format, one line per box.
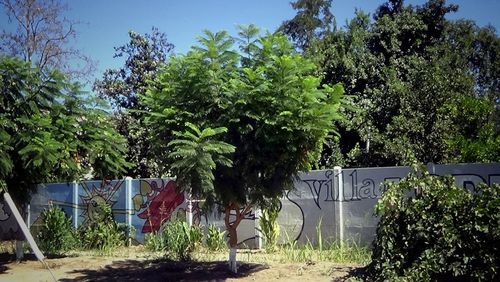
[334, 166, 344, 246]
[229, 248, 237, 273]
[72, 181, 78, 229]
[254, 208, 263, 249]
[15, 240, 23, 260]
[187, 195, 193, 227]
[125, 177, 133, 245]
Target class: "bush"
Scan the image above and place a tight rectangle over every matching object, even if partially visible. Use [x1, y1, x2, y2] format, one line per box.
[145, 219, 202, 261]
[369, 165, 500, 281]
[206, 224, 226, 251]
[260, 205, 280, 252]
[78, 201, 124, 253]
[37, 205, 76, 255]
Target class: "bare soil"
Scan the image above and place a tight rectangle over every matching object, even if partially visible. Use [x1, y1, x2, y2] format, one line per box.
[0, 249, 365, 281]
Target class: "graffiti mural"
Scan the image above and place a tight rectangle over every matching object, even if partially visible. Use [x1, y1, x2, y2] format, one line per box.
[2, 162, 498, 247]
[0, 197, 23, 240]
[134, 179, 185, 233]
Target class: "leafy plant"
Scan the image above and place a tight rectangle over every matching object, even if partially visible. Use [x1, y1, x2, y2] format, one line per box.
[78, 201, 124, 254]
[117, 223, 136, 246]
[37, 205, 76, 255]
[206, 224, 226, 251]
[369, 165, 500, 281]
[144, 231, 163, 252]
[259, 203, 280, 252]
[145, 219, 203, 261]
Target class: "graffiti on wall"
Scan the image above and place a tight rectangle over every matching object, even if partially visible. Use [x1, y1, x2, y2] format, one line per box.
[0, 199, 22, 240]
[2, 163, 499, 247]
[79, 180, 125, 223]
[133, 179, 185, 233]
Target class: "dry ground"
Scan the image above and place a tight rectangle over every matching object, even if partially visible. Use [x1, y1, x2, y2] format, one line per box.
[0, 247, 366, 281]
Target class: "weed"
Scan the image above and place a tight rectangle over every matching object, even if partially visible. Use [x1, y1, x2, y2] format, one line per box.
[259, 203, 280, 252]
[37, 205, 76, 255]
[78, 201, 124, 254]
[205, 224, 226, 251]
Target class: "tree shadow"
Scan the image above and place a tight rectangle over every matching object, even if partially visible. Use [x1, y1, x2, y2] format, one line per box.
[0, 252, 75, 274]
[0, 252, 14, 274]
[60, 259, 269, 281]
[330, 264, 369, 282]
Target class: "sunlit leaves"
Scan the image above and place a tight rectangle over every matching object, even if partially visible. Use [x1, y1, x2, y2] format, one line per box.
[0, 56, 130, 203]
[143, 28, 344, 208]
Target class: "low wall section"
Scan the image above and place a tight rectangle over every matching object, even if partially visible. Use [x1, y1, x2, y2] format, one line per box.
[1, 163, 498, 247]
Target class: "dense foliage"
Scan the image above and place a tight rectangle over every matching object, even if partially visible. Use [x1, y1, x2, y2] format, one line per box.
[142, 28, 344, 251]
[78, 201, 125, 253]
[369, 166, 500, 281]
[0, 57, 130, 203]
[206, 224, 226, 252]
[145, 219, 203, 261]
[93, 27, 174, 178]
[143, 29, 344, 208]
[283, 0, 500, 167]
[37, 205, 76, 255]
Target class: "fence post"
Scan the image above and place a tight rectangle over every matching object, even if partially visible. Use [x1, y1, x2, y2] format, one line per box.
[125, 177, 133, 245]
[72, 181, 78, 229]
[334, 166, 344, 246]
[186, 195, 193, 227]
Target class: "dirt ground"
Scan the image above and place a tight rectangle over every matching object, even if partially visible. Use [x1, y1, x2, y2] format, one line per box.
[0, 249, 365, 281]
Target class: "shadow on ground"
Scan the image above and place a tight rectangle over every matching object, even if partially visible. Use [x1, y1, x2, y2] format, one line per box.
[60, 259, 269, 282]
[0, 253, 14, 274]
[330, 264, 369, 282]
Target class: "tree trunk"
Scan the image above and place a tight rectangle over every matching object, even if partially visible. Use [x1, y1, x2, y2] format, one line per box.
[224, 203, 252, 273]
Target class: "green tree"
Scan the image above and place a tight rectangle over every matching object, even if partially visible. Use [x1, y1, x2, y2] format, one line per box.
[280, 0, 334, 50]
[168, 122, 235, 200]
[142, 29, 344, 269]
[93, 27, 174, 178]
[298, 0, 500, 167]
[0, 56, 130, 205]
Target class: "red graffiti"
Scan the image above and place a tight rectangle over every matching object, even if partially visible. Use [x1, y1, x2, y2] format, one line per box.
[137, 181, 185, 233]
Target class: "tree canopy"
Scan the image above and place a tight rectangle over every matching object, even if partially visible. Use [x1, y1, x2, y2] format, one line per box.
[142, 28, 344, 247]
[0, 56, 130, 204]
[287, 0, 500, 167]
[93, 27, 174, 178]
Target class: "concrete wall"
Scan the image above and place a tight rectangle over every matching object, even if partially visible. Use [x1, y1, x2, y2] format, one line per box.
[1, 162, 499, 247]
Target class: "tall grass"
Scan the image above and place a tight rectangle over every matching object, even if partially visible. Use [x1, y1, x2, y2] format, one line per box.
[278, 220, 371, 264]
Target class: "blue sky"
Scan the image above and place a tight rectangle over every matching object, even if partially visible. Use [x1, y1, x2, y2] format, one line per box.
[1, 0, 499, 87]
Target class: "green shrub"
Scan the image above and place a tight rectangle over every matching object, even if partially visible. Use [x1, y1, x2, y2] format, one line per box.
[37, 205, 76, 255]
[144, 230, 165, 252]
[145, 219, 202, 261]
[260, 205, 280, 252]
[117, 223, 136, 246]
[206, 224, 226, 251]
[369, 165, 500, 281]
[78, 201, 124, 253]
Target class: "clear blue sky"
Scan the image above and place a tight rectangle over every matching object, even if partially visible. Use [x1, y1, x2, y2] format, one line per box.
[2, 0, 499, 88]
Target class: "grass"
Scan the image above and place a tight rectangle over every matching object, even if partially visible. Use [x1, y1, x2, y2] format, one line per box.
[191, 240, 371, 265]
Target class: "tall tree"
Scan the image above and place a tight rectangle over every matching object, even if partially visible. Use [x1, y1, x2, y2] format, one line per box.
[300, 0, 500, 167]
[142, 29, 344, 271]
[0, 0, 94, 80]
[93, 27, 174, 178]
[280, 0, 334, 50]
[0, 56, 130, 205]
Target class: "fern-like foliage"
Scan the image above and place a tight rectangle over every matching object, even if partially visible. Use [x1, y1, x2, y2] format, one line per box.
[168, 122, 235, 200]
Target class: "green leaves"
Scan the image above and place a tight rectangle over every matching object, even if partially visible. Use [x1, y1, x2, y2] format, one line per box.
[167, 122, 235, 200]
[371, 166, 500, 281]
[143, 28, 344, 209]
[0, 56, 130, 203]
